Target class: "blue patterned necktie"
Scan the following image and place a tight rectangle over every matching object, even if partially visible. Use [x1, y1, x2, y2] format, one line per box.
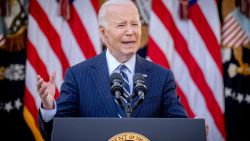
[118, 64, 131, 96]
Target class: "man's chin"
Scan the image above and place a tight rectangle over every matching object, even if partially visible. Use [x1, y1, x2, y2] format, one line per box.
[122, 49, 137, 55]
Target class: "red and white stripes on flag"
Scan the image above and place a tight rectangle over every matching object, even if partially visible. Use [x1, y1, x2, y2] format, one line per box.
[23, 0, 101, 140]
[148, 0, 226, 141]
[222, 13, 250, 48]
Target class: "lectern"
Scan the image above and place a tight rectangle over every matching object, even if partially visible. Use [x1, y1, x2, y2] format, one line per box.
[51, 118, 206, 141]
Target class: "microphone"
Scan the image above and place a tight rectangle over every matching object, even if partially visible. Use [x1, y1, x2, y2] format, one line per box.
[110, 73, 124, 108]
[133, 73, 147, 108]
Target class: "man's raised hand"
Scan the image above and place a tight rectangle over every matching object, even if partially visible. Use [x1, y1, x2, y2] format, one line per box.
[37, 72, 56, 110]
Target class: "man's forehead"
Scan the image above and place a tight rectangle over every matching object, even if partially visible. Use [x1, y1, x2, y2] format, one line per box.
[101, 1, 140, 25]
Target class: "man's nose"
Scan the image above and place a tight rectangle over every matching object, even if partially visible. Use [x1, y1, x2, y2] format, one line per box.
[125, 26, 134, 35]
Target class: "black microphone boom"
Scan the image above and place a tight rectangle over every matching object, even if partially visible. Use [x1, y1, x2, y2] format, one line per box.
[133, 73, 147, 110]
[110, 73, 124, 108]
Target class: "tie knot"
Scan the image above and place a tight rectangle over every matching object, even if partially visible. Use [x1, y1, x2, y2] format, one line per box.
[118, 64, 127, 72]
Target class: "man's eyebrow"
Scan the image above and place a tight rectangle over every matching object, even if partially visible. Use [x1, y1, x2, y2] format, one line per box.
[131, 20, 140, 23]
[115, 21, 127, 24]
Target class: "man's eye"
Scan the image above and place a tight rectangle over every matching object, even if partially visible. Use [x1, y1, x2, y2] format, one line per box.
[117, 25, 125, 28]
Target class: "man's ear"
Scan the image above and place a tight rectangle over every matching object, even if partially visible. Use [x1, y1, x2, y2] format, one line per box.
[99, 26, 107, 44]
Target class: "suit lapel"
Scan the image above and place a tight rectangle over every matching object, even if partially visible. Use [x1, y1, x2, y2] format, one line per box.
[90, 52, 117, 116]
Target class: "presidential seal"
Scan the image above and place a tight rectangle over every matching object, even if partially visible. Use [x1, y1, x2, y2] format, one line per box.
[108, 132, 150, 141]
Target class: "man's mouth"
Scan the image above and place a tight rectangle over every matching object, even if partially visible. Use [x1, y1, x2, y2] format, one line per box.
[121, 41, 135, 45]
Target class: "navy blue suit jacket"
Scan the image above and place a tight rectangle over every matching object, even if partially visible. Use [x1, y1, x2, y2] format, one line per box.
[39, 51, 187, 140]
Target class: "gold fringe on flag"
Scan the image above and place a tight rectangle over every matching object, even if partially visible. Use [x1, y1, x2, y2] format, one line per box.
[23, 106, 44, 141]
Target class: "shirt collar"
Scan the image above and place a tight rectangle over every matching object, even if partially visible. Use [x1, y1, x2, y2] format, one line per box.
[106, 49, 136, 75]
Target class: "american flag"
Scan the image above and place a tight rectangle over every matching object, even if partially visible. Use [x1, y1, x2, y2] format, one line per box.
[23, 0, 101, 140]
[222, 9, 250, 48]
[148, 0, 226, 141]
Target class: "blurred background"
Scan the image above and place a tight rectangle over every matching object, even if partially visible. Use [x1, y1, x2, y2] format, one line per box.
[0, 0, 249, 141]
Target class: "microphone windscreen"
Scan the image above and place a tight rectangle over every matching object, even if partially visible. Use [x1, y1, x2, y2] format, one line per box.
[133, 73, 144, 83]
[133, 73, 147, 96]
[110, 72, 122, 84]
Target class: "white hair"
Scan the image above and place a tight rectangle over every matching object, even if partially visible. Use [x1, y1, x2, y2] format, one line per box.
[98, 0, 138, 28]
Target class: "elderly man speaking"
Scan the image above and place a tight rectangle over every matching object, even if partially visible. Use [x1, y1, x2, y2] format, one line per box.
[37, 0, 188, 140]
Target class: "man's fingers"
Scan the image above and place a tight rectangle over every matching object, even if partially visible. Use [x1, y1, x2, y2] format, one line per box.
[37, 74, 55, 107]
[39, 83, 48, 96]
[40, 90, 49, 100]
[37, 75, 41, 81]
[37, 76, 44, 91]
[49, 71, 56, 84]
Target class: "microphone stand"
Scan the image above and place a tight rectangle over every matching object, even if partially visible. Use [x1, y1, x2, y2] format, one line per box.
[133, 92, 144, 112]
[124, 92, 144, 118]
[114, 91, 124, 109]
[114, 92, 133, 118]
[125, 102, 133, 118]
